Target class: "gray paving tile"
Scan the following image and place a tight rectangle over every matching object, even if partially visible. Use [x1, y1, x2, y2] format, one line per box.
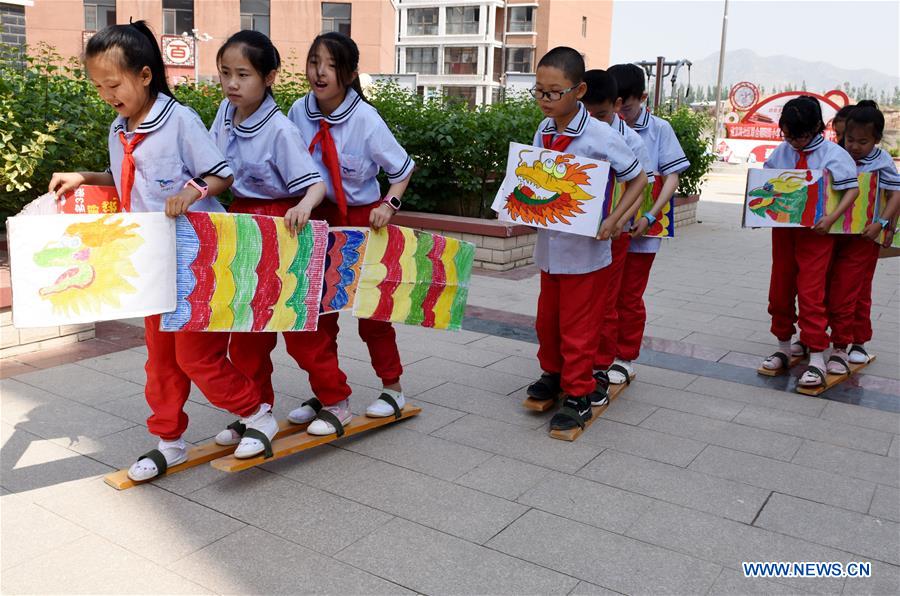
[791, 440, 899, 488]
[891, 435, 900, 459]
[415, 382, 552, 430]
[191, 468, 393, 556]
[403, 357, 532, 395]
[455, 455, 551, 500]
[755, 493, 899, 565]
[396, 399, 466, 434]
[0, 493, 89, 570]
[841, 561, 900, 595]
[626, 499, 848, 594]
[63, 424, 173, 470]
[466, 334, 538, 358]
[624, 382, 745, 421]
[684, 376, 827, 417]
[819, 401, 900, 435]
[486, 354, 543, 379]
[432, 414, 604, 473]
[690, 445, 876, 513]
[568, 581, 622, 595]
[733, 405, 894, 456]
[335, 517, 575, 596]
[518, 471, 655, 534]
[578, 449, 769, 523]
[395, 322, 488, 345]
[0, 423, 113, 493]
[0, 534, 209, 594]
[338, 426, 493, 481]
[267, 448, 527, 544]
[170, 525, 409, 595]
[709, 569, 810, 595]
[77, 349, 148, 384]
[486, 509, 721, 595]
[34, 477, 245, 566]
[870, 485, 900, 523]
[13, 363, 143, 406]
[599, 396, 657, 425]
[575, 418, 707, 467]
[390, 335, 509, 367]
[631, 363, 699, 389]
[640, 408, 802, 461]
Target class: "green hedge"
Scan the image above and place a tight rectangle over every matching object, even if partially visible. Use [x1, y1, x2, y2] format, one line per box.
[1, 44, 712, 221]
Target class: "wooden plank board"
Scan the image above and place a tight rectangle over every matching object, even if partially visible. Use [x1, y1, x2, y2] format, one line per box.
[523, 392, 561, 412]
[757, 353, 806, 377]
[104, 419, 309, 490]
[796, 356, 876, 396]
[549, 380, 630, 442]
[211, 405, 422, 473]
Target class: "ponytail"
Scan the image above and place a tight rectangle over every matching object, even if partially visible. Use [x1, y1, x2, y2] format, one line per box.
[85, 21, 174, 101]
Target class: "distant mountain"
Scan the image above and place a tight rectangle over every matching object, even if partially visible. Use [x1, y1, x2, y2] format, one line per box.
[687, 49, 899, 96]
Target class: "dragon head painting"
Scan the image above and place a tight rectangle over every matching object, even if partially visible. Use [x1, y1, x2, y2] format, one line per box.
[747, 170, 816, 224]
[504, 149, 598, 226]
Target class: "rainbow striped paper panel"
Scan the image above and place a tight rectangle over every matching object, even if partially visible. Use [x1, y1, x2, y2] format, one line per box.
[161, 212, 327, 332]
[352, 225, 475, 330]
[826, 171, 880, 234]
[320, 227, 368, 313]
[634, 177, 674, 238]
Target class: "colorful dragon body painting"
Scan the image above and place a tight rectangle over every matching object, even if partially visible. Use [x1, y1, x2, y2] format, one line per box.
[747, 170, 822, 225]
[504, 148, 598, 226]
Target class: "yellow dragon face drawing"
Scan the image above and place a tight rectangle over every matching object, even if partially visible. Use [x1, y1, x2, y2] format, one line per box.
[33, 215, 144, 315]
[505, 149, 598, 226]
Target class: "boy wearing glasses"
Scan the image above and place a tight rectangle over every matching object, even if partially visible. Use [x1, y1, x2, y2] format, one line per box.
[525, 47, 647, 434]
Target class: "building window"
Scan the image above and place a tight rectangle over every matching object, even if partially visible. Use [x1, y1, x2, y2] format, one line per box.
[444, 86, 477, 108]
[492, 87, 503, 104]
[508, 6, 535, 33]
[506, 47, 533, 73]
[405, 47, 438, 75]
[444, 47, 477, 75]
[322, 2, 351, 36]
[492, 47, 501, 82]
[240, 0, 270, 36]
[163, 0, 194, 36]
[407, 7, 438, 35]
[582, 16, 587, 37]
[84, 0, 116, 32]
[446, 6, 479, 35]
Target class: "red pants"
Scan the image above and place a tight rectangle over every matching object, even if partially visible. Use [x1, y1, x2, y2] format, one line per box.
[768, 228, 834, 352]
[595, 233, 631, 369]
[615, 250, 656, 361]
[228, 197, 352, 406]
[536, 267, 608, 396]
[828, 235, 880, 346]
[313, 200, 403, 386]
[144, 315, 260, 440]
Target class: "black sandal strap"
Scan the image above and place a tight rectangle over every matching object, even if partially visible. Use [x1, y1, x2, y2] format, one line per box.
[137, 449, 168, 477]
[226, 420, 247, 436]
[242, 428, 274, 459]
[593, 369, 610, 391]
[555, 406, 586, 430]
[849, 345, 869, 357]
[802, 366, 827, 385]
[828, 355, 850, 373]
[377, 393, 402, 420]
[609, 364, 632, 385]
[767, 351, 790, 370]
[315, 409, 346, 438]
[302, 397, 323, 413]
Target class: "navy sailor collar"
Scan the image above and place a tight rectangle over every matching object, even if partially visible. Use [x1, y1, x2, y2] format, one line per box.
[540, 102, 589, 137]
[113, 93, 177, 134]
[303, 87, 362, 125]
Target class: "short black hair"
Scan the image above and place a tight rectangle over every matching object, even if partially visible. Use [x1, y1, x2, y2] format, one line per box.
[583, 69, 618, 105]
[779, 95, 824, 138]
[833, 104, 855, 123]
[846, 99, 884, 140]
[217, 30, 281, 97]
[537, 47, 585, 84]
[607, 63, 645, 101]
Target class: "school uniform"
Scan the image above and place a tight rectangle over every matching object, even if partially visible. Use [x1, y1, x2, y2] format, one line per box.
[764, 135, 857, 351]
[110, 93, 260, 440]
[209, 95, 351, 407]
[288, 88, 415, 388]
[828, 147, 900, 347]
[613, 107, 690, 362]
[533, 102, 642, 397]
[594, 114, 653, 369]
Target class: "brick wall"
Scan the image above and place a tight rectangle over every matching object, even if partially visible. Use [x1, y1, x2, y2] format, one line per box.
[1, 3, 26, 49]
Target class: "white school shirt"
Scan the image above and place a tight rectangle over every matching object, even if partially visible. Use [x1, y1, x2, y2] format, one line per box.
[532, 102, 642, 275]
[763, 135, 858, 191]
[629, 107, 691, 253]
[855, 147, 900, 191]
[108, 93, 231, 213]
[209, 95, 323, 200]
[287, 88, 415, 207]
[612, 113, 654, 186]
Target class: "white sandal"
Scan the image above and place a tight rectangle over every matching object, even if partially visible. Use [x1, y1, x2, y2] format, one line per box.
[127, 439, 188, 482]
[234, 404, 278, 459]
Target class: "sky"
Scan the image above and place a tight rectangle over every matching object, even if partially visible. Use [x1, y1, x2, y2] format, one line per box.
[609, 0, 900, 77]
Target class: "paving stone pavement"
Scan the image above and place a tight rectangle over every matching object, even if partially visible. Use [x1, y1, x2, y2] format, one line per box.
[1, 169, 899, 594]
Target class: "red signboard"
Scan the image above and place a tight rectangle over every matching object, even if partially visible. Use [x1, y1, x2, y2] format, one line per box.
[162, 35, 194, 67]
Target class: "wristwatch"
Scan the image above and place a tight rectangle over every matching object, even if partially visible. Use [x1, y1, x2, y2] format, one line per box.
[875, 216, 891, 229]
[383, 195, 402, 211]
[184, 177, 209, 200]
